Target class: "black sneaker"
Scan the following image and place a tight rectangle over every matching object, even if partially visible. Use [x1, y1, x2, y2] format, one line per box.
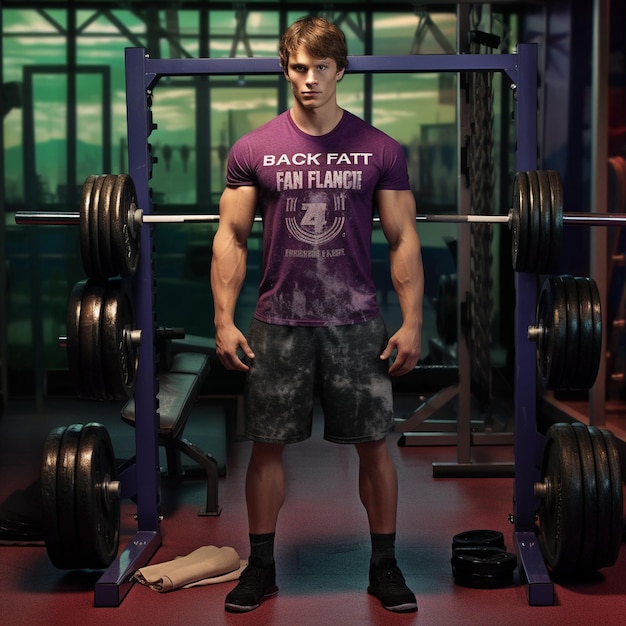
[367, 558, 417, 613]
[224, 556, 278, 613]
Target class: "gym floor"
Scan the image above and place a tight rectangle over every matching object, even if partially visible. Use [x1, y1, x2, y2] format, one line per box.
[1, 393, 625, 626]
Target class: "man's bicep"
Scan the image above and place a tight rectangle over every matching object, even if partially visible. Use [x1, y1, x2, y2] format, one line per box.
[376, 189, 417, 246]
[219, 185, 258, 239]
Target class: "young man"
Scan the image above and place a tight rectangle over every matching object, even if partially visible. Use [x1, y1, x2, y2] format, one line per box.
[211, 16, 424, 613]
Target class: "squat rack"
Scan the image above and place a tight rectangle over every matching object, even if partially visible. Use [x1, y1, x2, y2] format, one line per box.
[95, 44, 552, 607]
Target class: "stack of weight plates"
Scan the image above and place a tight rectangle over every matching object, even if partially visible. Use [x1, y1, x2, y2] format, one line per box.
[451, 530, 518, 589]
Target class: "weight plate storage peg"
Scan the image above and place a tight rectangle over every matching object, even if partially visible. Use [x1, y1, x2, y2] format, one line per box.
[530, 274, 602, 390]
[535, 423, 623, 574]
[40, 422, 121, 570]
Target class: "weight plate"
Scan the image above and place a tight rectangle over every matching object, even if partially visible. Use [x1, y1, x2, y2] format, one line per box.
[561, 275, 581, 390]
[55, 423, 84, 569]
[599, 428, 623, 569]
[588, 426, 612, 571]
[535, 170, 553, 273]
[547, 170, 564, 272]
[571, 423, 597, 571]
[537, 423, 583, 573]
[87, 174, 107, 280]
[110, 174, 140, 277]
[573, 278, 595, 390]
[536, 276, 567, 389]
[525, 170, 541, 273]
[75, 423, 120, 569]
[587, 277, 603, 389]
[451, 546, 517, 588]
[66, 280, 86, 398]
[102, 279, 137, 400]
[452, 529, 505, 551]
[40, 426, 66, 568]
[79, 280, 108, 400]
[511, 172, 529, 272]
[79, 176, 96, 278]
[97, 175, 118, 279]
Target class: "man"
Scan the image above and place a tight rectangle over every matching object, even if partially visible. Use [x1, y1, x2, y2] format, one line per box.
[211, 16, 424, 614]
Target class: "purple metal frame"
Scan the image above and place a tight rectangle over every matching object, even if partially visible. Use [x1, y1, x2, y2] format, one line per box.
[94, 44, 552, 607]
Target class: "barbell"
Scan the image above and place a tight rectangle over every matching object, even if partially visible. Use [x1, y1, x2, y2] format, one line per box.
[15, 170, 626, 280]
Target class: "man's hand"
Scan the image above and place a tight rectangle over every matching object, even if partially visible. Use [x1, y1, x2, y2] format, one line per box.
[380, 325, 421, 376]
[215, 324, 255, 371]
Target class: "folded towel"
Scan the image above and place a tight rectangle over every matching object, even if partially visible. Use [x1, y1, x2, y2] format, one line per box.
[134, 545, 246, 592]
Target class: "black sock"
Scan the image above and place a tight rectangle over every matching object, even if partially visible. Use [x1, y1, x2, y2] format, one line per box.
[249, 532, 275, 566]
[370, 532, 396, 566]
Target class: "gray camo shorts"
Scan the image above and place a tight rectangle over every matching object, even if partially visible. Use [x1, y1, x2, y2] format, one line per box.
[244, 316, 394, 444]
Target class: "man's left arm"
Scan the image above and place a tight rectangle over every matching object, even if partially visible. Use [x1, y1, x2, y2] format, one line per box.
[376, 188, 424, 376]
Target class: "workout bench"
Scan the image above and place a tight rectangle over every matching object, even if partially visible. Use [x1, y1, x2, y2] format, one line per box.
[121, 348, 222, 516]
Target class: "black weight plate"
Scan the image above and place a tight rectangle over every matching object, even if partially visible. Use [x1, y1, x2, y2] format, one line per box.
[452, 529, 505, 551]
[588, 426, 612, 571]
[511, 172, 529, 272]
[97, 175, 118, 279]
[587, 277, 603, 389]
[110, 174, 140, 277]
[75, 423, 120, 569]
[561, 275, 581, 390]
[451, 547, 517, 575]
[87, 174, 107, 279]
[452, 567, 515, 589]
[55, 423, 84, 569]
[40, 426, 66, 568]
[102, 279, 137, 400]
[79, 176, 96, 277]
[79, 281, 108, 400]
[535, 170, 553, 273]
[547, 170, 564, 272]
[571, 423, 598, 571]
[599, 428, 624, 568]
[537, 423, 583, 573]
[451, 546, 517, 588]
[573, 278, 595, 390]
[66, 280, 86, 398]
[525, 170, 541, 273]
[536, 276, 566, 389]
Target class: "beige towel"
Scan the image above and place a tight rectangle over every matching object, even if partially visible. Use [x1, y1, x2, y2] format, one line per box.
[133, 545, 246, 592]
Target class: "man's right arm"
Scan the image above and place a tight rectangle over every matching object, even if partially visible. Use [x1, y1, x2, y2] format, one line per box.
[210, 185, 258, 370]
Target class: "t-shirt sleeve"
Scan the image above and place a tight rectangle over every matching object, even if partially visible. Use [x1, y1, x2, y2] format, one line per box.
[225, 138, 257, 188]
[376, 140, 411, 191]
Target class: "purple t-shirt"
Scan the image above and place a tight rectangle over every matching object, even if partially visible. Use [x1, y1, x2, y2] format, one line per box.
[226, 110, 410, 326]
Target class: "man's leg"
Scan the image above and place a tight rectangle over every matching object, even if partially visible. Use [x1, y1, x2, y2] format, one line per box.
[355, 438, 397, 533]
[246, 441, 286, 533]
[225, 442, 284, 613]
[356, 439, 417, 613]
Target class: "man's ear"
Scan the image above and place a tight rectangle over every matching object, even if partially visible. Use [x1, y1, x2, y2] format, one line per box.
[336, 68, 346, 81]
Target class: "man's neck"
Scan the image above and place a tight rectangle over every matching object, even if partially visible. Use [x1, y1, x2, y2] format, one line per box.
[289, 104, 344, 136]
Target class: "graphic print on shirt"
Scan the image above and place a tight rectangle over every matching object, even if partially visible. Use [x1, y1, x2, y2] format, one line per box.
[284, 191, 345, 248]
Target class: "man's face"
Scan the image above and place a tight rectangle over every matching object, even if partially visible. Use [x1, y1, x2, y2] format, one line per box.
[284, 44, 345, 111]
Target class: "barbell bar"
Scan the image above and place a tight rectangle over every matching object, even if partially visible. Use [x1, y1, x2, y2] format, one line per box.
[14, 170, 626, 279]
